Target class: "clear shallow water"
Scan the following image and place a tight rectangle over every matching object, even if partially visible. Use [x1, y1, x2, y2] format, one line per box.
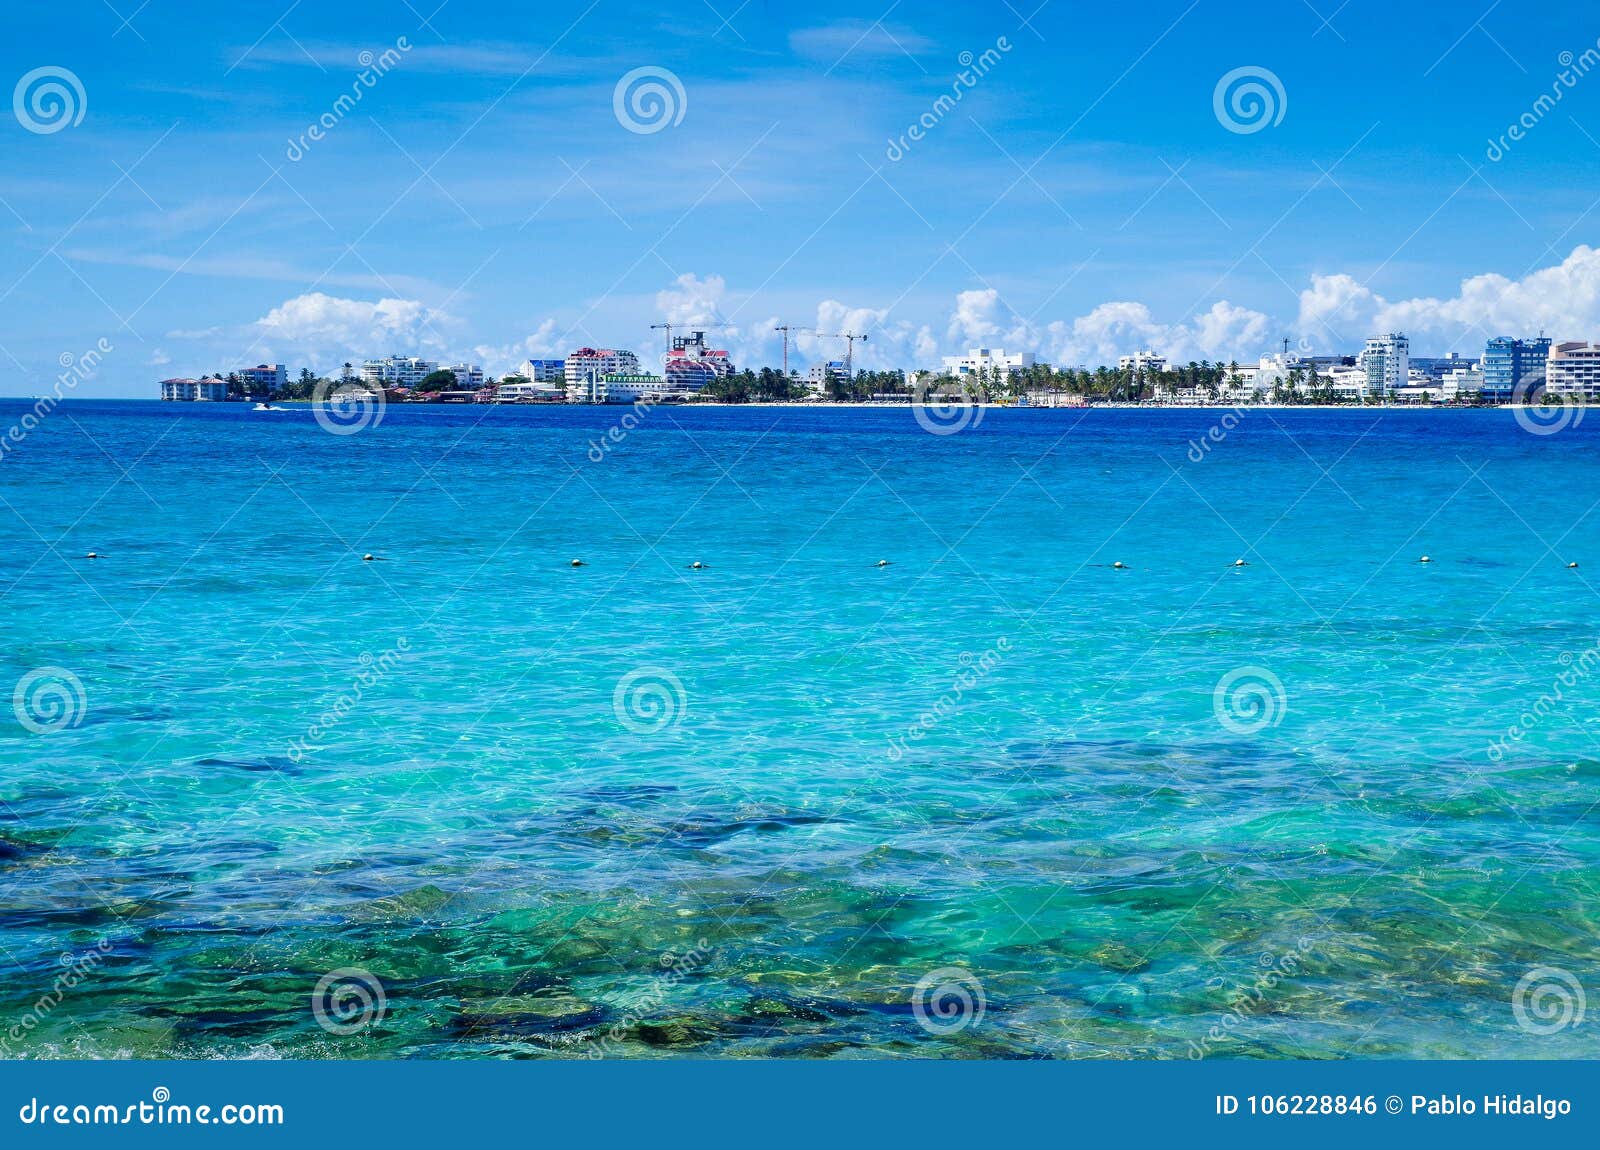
[2, 400, 1598, 1059]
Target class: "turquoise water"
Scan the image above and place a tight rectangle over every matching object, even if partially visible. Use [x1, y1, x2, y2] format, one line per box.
[2, 400, 1598, 1059]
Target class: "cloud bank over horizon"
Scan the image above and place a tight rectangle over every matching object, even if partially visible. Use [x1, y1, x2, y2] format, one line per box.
[201, 245, 1600, 381]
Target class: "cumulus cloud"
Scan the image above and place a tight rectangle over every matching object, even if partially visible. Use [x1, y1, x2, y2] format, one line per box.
[254, 292, 454, 357]
[1298, 247, 1600, 349]
[473, 319, 565, 377]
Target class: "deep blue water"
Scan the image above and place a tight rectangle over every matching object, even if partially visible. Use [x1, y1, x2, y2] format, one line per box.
[1, 399, 1597, 1058]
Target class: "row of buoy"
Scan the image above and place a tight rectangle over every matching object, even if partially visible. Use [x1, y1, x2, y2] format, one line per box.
[76, 551, 1583, 571]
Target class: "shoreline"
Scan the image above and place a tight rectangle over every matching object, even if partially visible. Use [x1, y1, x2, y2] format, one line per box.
[0, 396, 1570, 412]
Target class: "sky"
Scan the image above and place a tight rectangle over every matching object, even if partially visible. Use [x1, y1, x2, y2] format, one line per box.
[3, 0, 1600, 395]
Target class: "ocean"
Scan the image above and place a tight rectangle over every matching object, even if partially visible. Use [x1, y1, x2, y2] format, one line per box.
[1, 399, 1596, 1058]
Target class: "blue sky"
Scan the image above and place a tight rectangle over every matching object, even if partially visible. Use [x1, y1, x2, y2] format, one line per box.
[4, 0, 1600, 394]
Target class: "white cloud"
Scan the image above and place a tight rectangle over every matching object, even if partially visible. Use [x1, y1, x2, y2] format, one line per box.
[789, 21, 934, 60]
[1298, 247, 1600, 350]
[253, 292, 454, 360]
[148, 348, 171, 366]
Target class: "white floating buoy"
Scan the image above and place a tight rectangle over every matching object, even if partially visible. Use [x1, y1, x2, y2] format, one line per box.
[1419, 555, 1432, 564]
[84, 551, 99, 560]
[689, 561, 707, 570]
[1112, 561, 1128, 570]
[1233, 558, 1248, 567]
[875, 559, 891, 568]
[570, 559, 585, 567]
[1568, 561, 1580, 569]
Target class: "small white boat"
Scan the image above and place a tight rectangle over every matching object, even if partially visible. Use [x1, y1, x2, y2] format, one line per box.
[252, 402, 288, 411]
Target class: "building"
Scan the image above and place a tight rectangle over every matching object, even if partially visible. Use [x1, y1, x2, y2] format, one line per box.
[494, 380, 564, 402]
[160, 377, 229, 401]
[513, 358, 565, 383]
[446, 363, 484, 387]
[1410, 353, 1476, 382]
[943, 347, 1037, 385]
[361, 356, 438, 387]
[664, 331, 734, 390]
[564, 349, 640, 394]
[1546, 341, 1600, 399]
[1319, 366, 1372, 402]
[1481, 336, 1553, 401]
[1360, 333, 1409, 397]
[235, 364, 286, 391]
[807, 362, 848, 393]
[598, 373, 670, 404]
[1442, 367, 1484, 401]
[1117, 350, 1167, 375]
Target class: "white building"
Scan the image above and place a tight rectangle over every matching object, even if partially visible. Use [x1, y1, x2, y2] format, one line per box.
[1118, 349, 1168, 374]
[160, 377, 229, 401]
[564, 348, 640, 393]
[447, 363, 484, 387]
[1442, 367, 1483, 401]
[235, 364, 286, 390]
[1360, 333, 1409, 397]
[513, 358, 565, 383]
[1546, 341, 1600, 398]
[361, 356, 438, 387]
[943, 347, 1036, 386]
[494, 380, 564, 402]
[1320, 366, 1372, 401]
[598, 374, 669, 404]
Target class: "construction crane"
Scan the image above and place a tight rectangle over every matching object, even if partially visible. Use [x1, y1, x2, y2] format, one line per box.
[773, 325, 811, 376]
[814, 331, 869, 378]
[649, 321, 733, 353]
